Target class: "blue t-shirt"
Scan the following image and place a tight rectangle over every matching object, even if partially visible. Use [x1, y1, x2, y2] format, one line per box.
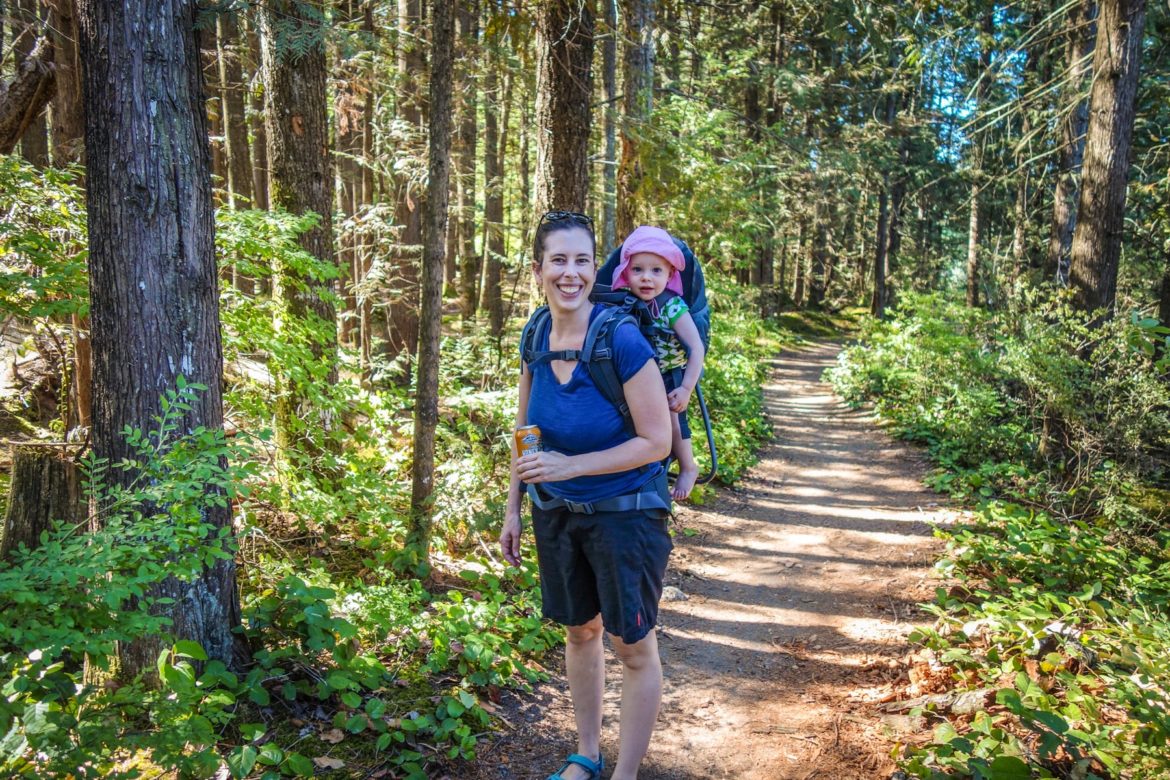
[525, 304, 664, 502]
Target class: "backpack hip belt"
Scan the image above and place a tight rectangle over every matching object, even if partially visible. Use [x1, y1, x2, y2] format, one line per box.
[527, 472, 671, 516]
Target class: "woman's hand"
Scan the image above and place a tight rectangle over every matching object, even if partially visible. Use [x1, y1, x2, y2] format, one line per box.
[667, 385, 692, 413]
[516, 450, 578, 484]
[500, 513, 523, 567]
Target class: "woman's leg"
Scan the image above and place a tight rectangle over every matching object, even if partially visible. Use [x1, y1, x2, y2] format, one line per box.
[608, 628, 663, 780]
[562, 614, 606, 779]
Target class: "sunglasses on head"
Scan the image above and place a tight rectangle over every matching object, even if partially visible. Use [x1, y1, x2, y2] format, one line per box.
[539, 210, 594, 227]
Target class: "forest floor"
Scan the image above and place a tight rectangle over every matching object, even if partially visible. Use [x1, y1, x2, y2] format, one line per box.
[450, 342, 965, 780]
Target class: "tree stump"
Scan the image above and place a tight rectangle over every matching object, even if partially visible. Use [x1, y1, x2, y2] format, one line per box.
[1, 444, 83, 560]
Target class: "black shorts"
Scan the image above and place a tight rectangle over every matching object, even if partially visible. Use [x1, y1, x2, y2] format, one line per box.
[531, 505, 673, 645]
[663, 368, 691, 439]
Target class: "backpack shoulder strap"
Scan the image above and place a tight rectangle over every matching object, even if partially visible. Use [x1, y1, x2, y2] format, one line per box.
[581, 305, 638, 436]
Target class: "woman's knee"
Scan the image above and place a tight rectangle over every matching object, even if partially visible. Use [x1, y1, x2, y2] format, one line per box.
[565, 614, 604, 646]
[609, 629, 660, 669]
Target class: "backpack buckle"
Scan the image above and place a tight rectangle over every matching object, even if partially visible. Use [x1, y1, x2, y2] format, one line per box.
[565, 499, 595, 515]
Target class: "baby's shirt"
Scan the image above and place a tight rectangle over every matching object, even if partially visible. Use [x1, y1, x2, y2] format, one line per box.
[651, 295, 691, 372]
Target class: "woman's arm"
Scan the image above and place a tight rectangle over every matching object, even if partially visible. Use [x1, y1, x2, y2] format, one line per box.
[667, 311, 706, 412]
[500, 367, 532, 566]
[515, 359, 671, 484]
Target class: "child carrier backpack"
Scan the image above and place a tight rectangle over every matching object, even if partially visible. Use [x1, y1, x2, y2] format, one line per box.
[519, 234, 717, 488]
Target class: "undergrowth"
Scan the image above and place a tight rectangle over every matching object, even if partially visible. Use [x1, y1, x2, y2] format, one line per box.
[828, 291, 1170, 779]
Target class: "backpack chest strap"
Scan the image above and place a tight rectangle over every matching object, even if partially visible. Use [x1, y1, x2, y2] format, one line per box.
[527, 348, 583, 367]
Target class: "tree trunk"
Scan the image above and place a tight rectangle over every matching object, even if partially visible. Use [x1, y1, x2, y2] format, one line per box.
[14, 0, 49, 165]
[1047, 0, 1096, 284]
[408, 0, 453, 561]
[217, 9, 253, 209]
[247, 16, 269, 212]
[387, 0, 426, 366]
[1068, 0, 1145, 318]
[966, 14, 992, 308]
[534, 0, 594, 215]
[0, 35, 55, 155]
[1, 445, 82, 560]
[616, 0, 653, 239]
[80, 0, 244, 673]
[871, 181, 890, 318]
[481, 36, 506, 336]
[259, 0, 340, 470]
[49, 0, 84, 166]
[601, 0, 618, 254]
[335, 0, 362, 345]
[455, 0, 479, 320]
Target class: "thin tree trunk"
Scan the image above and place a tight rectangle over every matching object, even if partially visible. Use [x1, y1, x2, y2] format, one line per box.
[1068, 0, 1146, 318]
[408, 0, 453, 560]
[218, 10, 253, 208]
[1047, 0, 1096, 284]
[80, 0, 244, 674]
[388, 0, 425, 365]
[616, 0, 653, 238]
[12, 0, 50, 163]
[481, 35, 506, 335]
[456, 0, 479, 320]
[247, 16, 269, 212]
[601, 0, 618, 254]
[259, 0, 340, 471]
[48, 0, 83, 166]
[335, 0, 361, 345]
[534, 0, 594, 215]
[966, 14, 993, 308]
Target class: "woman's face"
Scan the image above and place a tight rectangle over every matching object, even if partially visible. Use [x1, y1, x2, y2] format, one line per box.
[534, 227, 596, 313]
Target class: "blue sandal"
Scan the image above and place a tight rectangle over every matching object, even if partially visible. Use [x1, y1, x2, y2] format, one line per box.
[548, 752, 604, 779]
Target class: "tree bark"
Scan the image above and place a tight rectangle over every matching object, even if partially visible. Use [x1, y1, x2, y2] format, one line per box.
[259, 0, 340, 470]
[408, 0, 453, 560]
[0, 35, 55, 154]
[601, 0, 618, 254]
[79, 0, 243, 673]
[966, 14, 992, 308]
[217, 9, 253, 209]
[387, 0, 426, 365]
[1068, 0, 1145, 318]
[14, 0, 49, 165]
[247, 16, 269, 212]
[1047, 0, 1096, 284]
[481, 28, 506, 336]
[616, 0, 653, 239]
[1, 445, 83, 561]
[455, 0, 479, 320]
[49, 0, 84, 166]
[534, 0, 594, 215]
[335, 0, 362, 345]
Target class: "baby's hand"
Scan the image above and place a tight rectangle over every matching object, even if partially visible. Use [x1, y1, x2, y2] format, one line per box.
[667, 386, 692, 413]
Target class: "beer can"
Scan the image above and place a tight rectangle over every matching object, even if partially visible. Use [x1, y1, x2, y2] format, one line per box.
[514, 424, 543, 457]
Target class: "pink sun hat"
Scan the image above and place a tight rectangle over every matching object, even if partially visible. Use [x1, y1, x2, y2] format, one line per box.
[612, 225, 686, 296]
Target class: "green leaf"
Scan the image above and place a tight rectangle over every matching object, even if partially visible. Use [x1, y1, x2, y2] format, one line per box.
[284, 752, 314, 777]
[987, 755, 1032, 779]
[240, 722, 268, 741]
[257, 742, 284, 766]
[227, 745, 258, 778]
[173, 640, 209, 661]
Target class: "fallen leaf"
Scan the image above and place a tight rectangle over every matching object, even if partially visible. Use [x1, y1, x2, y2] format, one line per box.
[313, 756, 345, 770]
[319, 728, 345, 744]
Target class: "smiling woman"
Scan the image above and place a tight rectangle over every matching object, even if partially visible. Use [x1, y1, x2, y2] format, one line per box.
[499, 211, 673, 780]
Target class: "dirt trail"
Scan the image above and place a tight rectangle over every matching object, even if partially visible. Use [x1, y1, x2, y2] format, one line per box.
[461, 342, 960, 780]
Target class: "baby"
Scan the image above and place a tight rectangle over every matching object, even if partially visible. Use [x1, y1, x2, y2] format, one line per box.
[613, 226, 706, 500]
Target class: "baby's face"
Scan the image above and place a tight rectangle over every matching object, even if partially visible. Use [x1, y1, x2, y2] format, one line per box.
[625, 252, 673, 302]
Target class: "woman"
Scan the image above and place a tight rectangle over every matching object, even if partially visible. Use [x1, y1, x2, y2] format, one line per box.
[500, 211, 673, 780]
